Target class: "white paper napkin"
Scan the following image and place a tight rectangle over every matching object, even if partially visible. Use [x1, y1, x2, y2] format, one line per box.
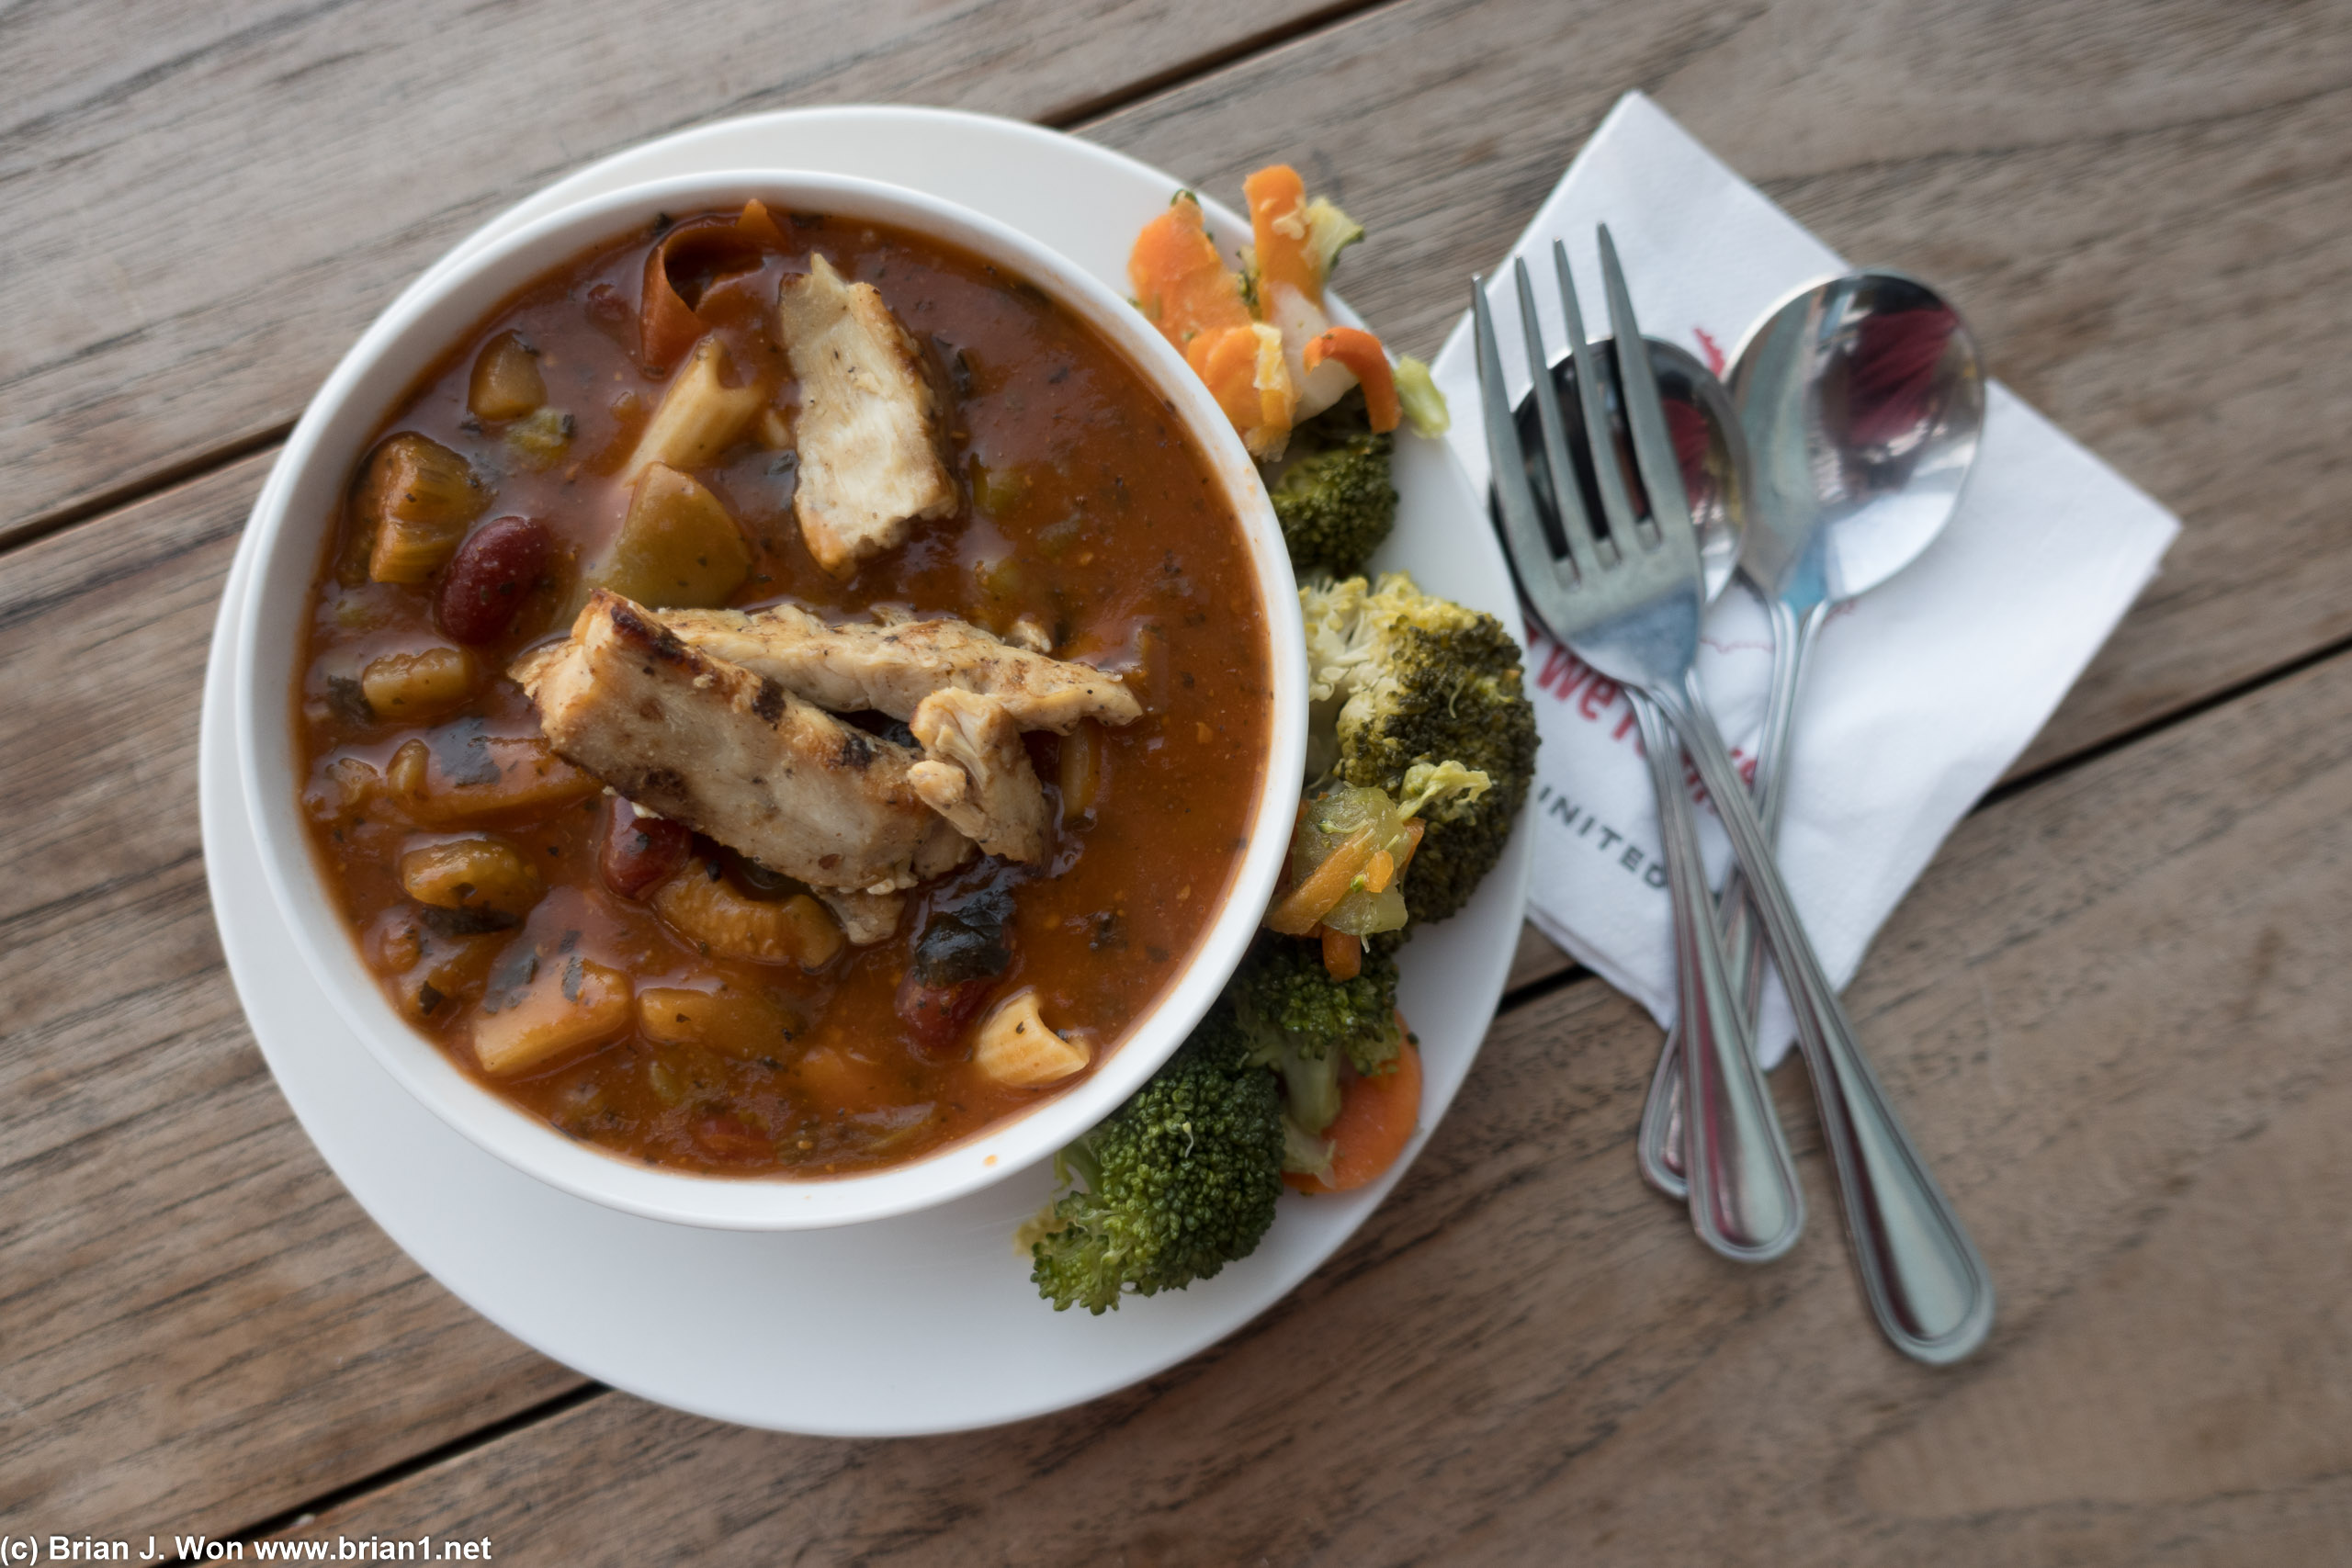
[1429, 92, 2181, 1066]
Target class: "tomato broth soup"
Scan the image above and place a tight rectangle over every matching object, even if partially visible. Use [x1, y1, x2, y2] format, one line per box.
[296, 203, 1272, 1177]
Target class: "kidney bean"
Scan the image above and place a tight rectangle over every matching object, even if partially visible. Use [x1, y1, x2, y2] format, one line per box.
[599, 801, 692, 899]
[895, 889, 1016, 1059]
[896, 972, 1001, 1061]
[436, 514, 550, 644]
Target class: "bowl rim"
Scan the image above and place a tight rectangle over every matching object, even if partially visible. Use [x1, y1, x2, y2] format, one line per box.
[232, 168, 1306, 1231]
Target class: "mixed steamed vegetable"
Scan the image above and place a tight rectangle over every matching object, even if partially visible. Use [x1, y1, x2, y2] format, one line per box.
[1022, 167, 1537, 1313]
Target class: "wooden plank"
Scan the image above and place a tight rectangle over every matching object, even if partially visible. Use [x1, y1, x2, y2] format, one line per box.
[4, 0, 2349, 1543]
[266, 587, 2352, 1564]
[0, 0, 1360, 547]
[0, 455, 585, 1534]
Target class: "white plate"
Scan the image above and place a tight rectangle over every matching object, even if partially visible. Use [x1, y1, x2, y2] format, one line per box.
[198, 106, 1533, 1436]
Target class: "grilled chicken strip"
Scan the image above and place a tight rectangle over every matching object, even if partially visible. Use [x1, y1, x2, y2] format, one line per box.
[906, 690, 1050, 863]
[658, 603, 1143, 734]
[777, 253, 956, 577]
[512, 591, 971, 895]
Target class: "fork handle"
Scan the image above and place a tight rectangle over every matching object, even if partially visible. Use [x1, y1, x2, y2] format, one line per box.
[1640, 597, 1819, 1198]
[1630, 692, 1804, 1263]
[1660, 673, 1997, 1364]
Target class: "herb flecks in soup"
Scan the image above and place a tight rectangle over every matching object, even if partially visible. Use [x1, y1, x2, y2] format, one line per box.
[297, 203, 1270, 1177]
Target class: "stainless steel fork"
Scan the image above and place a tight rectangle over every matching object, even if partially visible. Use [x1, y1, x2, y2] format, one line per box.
[1476, 230, 1996, 1363]
[1476, 236, 1804, 1266]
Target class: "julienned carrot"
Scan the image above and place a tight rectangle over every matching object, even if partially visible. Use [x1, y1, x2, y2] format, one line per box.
[1245, 164, 1318, 308]
[1320, 924, 1362, 980]
[1129, 194, 1251, 350]
[1287, 1033, 1422, 1194]
[1304, 327, 1401, 432]
[1265, 825, 1378, 935]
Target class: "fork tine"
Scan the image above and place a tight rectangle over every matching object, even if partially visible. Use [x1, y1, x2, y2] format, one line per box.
[1511, 259, 1602, 581]
[1599, 225, 1696, 547]
[1474, 276, 1575, 629]
[1554, 239, 1641, 553]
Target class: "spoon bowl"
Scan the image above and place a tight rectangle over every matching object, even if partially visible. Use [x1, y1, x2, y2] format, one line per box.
[1507, 334, 1747, 604]
[1728, 269, 1984, 610]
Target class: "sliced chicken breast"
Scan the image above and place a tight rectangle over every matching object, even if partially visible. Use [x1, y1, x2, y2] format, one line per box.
[658, 602, 1142, 734]
[906, 690, 1050, 863]
[777, 253, 956, 576]
[512, 591, 970, 895]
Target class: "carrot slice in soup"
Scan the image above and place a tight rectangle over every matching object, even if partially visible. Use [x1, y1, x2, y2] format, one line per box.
[736, 197, 790, 251]
[1287, 1032, 1422, 1193]
[1320, 924, 1363, 980]
[1304, 326, 1401, 433]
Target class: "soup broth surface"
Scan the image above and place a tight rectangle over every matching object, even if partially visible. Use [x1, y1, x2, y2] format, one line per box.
[296, 206, 1271, 1176]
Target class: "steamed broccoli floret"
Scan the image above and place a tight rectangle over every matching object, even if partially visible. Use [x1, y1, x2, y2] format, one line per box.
[1266, 397, 1397, 579]
[1232, 933, 1402, 1078]
[1027, 1001, 1285, 1314]
[1232, 935, 1403, 1170]
[1302, 572, 1538, 925]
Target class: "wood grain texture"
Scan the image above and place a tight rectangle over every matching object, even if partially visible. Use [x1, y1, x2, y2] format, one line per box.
[0, 457, 585, 1535]
[0, 0, 1361, 547]
[267, 640, 2352, 1562]
[3, 0, 2350, 1552]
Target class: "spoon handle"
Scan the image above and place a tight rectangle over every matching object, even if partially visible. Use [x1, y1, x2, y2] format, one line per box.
[1639, 598, 1817, 1197]
[1660, 674, 1996, 1364]
[1630, 690, 1804, 1262]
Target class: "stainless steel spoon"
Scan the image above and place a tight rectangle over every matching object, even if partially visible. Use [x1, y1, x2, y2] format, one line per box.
[1635, 268, 1995, 1362]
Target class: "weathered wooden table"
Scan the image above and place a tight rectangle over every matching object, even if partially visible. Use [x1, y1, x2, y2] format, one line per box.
[7, 1, 2351, 1560]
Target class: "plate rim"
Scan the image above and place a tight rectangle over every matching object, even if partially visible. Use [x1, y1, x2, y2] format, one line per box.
[198, 103, 1536, 1436]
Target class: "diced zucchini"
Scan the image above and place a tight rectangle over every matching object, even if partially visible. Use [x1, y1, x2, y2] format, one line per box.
[355, 433, 487, 584]
[398, 836, 545, 919]
[503, 406, 573, 470]
[585, 463, 753, 610]
[472, 954, 632, 1076]
[636, 984, 807, 1056]
[468, 332, 548, 423]
[359, 645, 476, 721]
[650, 861, 844, 969]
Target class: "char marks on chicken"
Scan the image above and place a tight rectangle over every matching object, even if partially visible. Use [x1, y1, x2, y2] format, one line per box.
[659, 602, 1143, 734]
[512, 590, 972, 896]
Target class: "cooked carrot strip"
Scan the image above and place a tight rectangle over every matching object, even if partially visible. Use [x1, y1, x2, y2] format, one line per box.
[1129, 194, 1251, 350]
[1321, 924, 1363, 980]
[1394, 818, 1426, 873]
[736, 198, 790, 251]
[639, 219, 764, 372]
[1245, 164, 1318, 309]
[1304, 327, 1401, 432]
[1287, 1034, 1422, 1194]
[1265, 826, 1378, 935]
[1361, 848, 1397, 895]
